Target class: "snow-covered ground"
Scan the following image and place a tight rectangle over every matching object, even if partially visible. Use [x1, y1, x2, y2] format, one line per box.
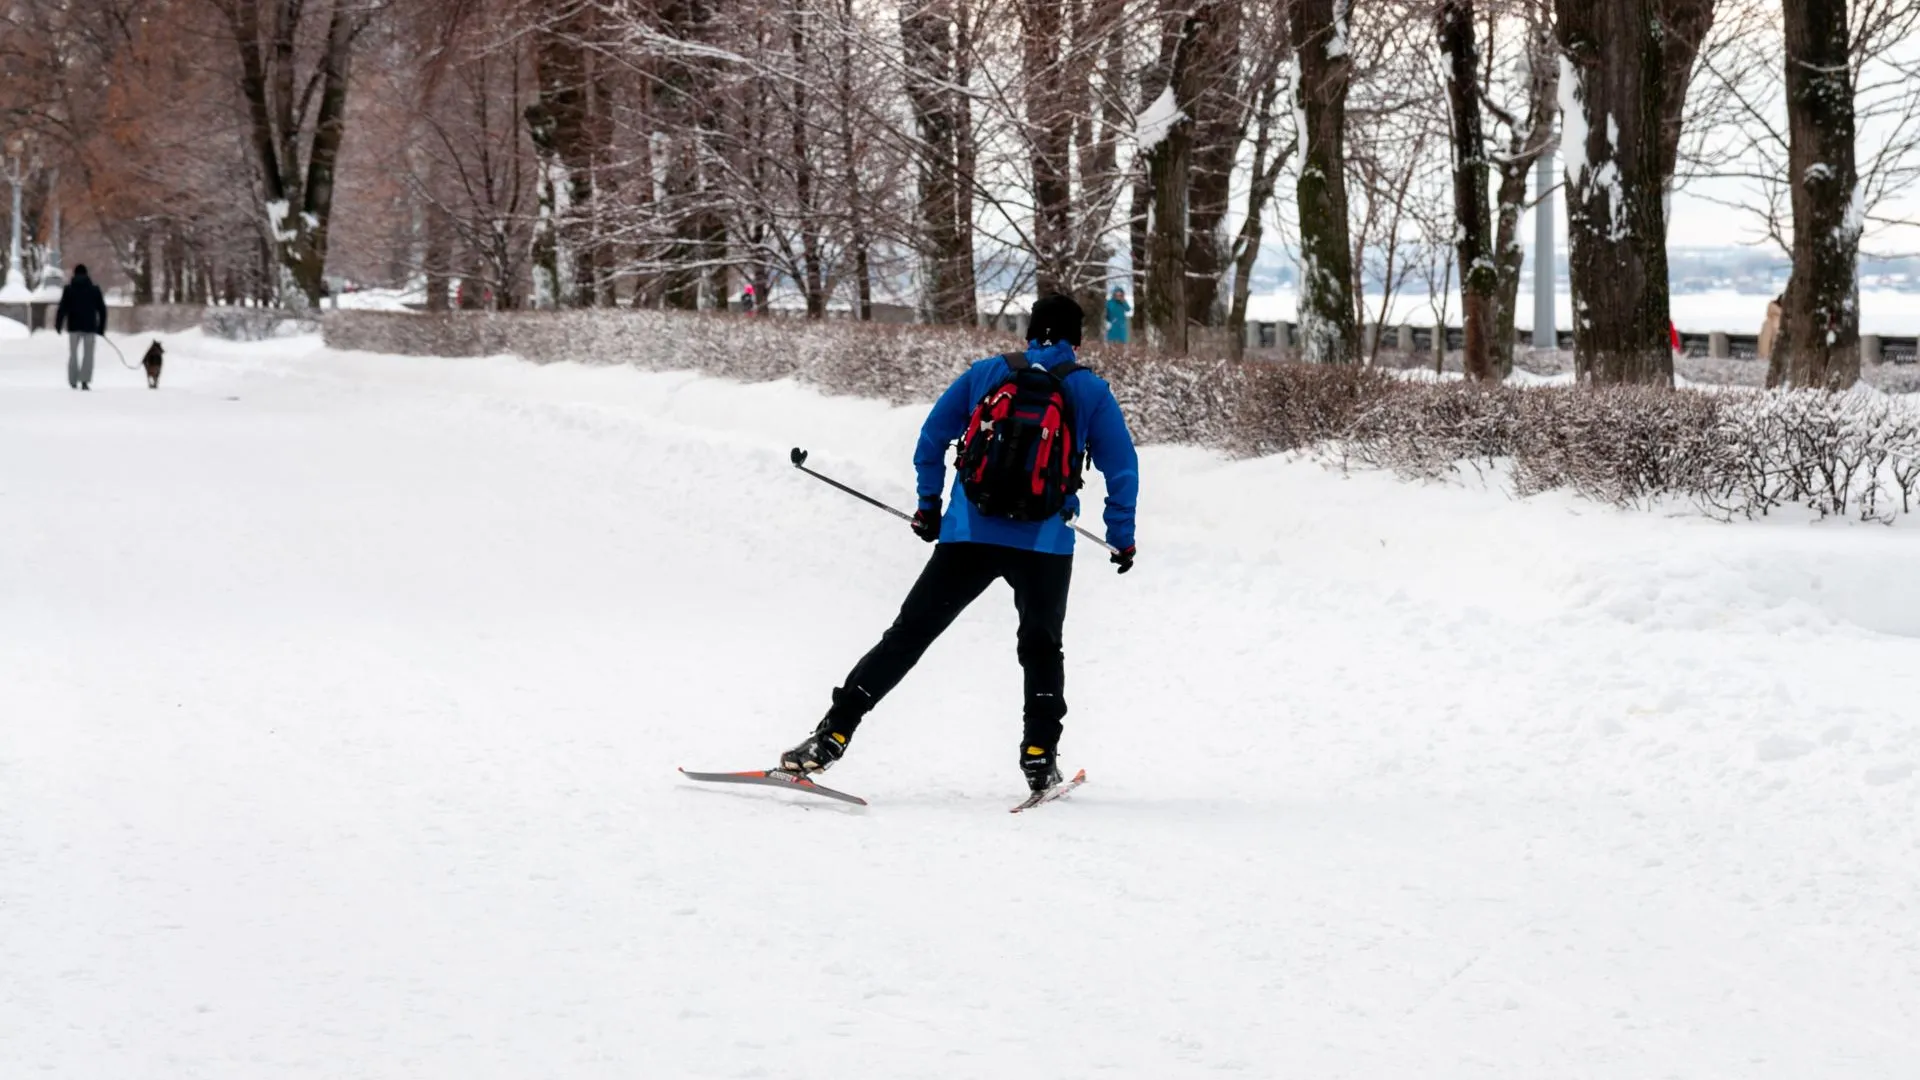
[4, 331, 1919, 1078]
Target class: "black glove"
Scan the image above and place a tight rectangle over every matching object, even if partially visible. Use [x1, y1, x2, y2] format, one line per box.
[911, 498, 942, 542]
[1111, 544, 1136, 574]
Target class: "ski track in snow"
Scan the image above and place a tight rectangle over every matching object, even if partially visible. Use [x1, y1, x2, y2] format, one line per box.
[3, 331, 1919, 1078]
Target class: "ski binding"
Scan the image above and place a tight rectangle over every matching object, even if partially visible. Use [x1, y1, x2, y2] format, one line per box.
[1010, 768, 1087, 813]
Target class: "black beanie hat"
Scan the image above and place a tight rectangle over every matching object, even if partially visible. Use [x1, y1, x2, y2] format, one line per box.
[1026, 292, 1084, 347]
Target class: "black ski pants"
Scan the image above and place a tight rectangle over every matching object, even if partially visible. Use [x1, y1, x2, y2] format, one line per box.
[825, 542, 1073, 750]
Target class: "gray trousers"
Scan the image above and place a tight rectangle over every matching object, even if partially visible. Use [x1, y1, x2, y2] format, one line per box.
[68, 333, 96, 387]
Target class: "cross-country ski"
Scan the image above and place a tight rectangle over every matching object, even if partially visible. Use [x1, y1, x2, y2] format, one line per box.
[677, 767, 868, 807]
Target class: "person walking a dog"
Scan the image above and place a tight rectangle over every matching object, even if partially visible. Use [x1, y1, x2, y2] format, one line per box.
[55, 264, 109, 391]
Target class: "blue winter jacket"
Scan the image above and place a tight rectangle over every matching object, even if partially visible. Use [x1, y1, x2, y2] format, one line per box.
[914, 340, 1139, 555]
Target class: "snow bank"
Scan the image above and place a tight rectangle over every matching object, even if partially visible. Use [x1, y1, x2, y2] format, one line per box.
[0, 314, 27, 339]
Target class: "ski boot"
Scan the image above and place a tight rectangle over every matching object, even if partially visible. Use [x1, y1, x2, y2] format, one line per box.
[1020, 744, 1063, 793]
[780, 721, 849, 774]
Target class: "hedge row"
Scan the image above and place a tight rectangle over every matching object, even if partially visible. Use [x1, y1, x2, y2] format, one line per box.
[321, 309, 1920, 521]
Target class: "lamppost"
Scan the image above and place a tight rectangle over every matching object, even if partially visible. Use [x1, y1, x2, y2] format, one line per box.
[1532, 149, 1555, 351]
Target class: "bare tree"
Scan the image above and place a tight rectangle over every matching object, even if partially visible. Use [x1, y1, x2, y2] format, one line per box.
[1226, 15, 1294, 361]
[210, 0, 377, 307]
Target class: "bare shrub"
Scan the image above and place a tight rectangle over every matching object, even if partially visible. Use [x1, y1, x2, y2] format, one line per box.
[323, 308, 1920, 523]
[204, 309, 320, 341]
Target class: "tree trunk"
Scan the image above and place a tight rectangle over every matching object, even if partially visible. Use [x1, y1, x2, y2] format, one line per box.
[1553, 0, 1674, 386]
[292, 1, 355, 306]
[953, 5, 980, 321]
[525, 100, 564, 308]
[1291, 0, 1358, 364]
[530, 3, 604, 310]
[839, 0, 872, 320]
[424, 187, 452, 312]
[1068, 0, 1125, 315]
[132, 229, 155, 305]
[661, 136, 702, 311]
[1182, 0, 1242, 333]
[1440, 0, 1496, 381]
[1233, 101, 1290, 360]
[1773, 0, 1860, 389]
[1142, 1, 1208, 355]
[789, 0, 826, 318]
[1145, 127, 1191, 354]
[1227, 56, 1289, 362]
[901, 0, 977, 325]
[1023, 0, 1073, 296]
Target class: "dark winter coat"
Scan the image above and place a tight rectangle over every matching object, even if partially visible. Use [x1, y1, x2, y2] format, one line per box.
[56, 272, 109, 336]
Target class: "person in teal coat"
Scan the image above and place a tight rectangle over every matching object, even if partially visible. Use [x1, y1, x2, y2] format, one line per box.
[1105, 287, 1130, 344]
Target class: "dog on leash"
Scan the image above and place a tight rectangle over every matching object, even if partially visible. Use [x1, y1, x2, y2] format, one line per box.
[142, 340, 164, 388]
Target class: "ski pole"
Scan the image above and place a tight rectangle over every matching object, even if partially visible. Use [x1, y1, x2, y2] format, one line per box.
[789, 447, 1118, 554]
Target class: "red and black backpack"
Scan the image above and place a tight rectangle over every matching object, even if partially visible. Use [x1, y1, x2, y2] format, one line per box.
[954, 354, 1087, 521]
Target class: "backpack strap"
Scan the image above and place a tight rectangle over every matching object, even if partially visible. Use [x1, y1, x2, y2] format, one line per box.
[996, 350, 1084, 381]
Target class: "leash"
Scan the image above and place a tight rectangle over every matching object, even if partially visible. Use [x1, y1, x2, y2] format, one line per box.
[100, 333, 139, 369]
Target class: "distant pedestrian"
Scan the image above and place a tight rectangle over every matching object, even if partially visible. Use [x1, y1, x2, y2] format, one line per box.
[741, 283, 756, 314]
[1758, 294, 1783, 361]
[55, 264, 108, 391]
[1105, 286, 1130, 344]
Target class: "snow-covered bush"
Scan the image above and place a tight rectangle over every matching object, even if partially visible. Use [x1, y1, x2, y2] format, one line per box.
[204, 308, 319, 341]
[1338, 382, 1920, 521]
[113, 305, 206, 335]
[324, 310, 1920, 521]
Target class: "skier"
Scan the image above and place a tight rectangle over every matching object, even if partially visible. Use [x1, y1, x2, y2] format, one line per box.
[55, 264, 108, 391]
[780, 293, 1139, 794]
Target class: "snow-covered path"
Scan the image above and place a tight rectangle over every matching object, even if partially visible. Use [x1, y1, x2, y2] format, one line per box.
[4, 331, 1918, 1078]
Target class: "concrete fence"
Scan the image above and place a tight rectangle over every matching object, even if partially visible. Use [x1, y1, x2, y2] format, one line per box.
[1234, 319, 1919, 366]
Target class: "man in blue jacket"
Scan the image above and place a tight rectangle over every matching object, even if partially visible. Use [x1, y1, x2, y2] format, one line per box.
[782, 293, 1139, 793]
